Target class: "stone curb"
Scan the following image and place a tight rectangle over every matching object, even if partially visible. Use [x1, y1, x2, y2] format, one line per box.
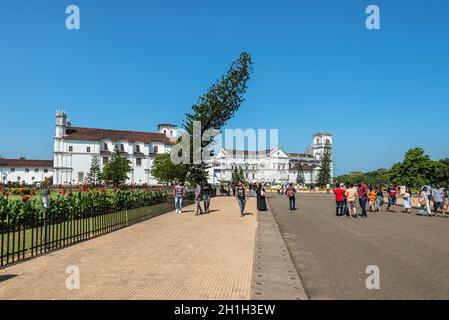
[250, 197, 308, 300]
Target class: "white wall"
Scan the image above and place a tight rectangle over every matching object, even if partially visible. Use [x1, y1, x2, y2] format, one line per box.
[0, 167, 53, 185]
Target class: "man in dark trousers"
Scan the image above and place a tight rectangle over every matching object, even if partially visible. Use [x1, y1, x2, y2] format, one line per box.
[358, 182, 369, 218]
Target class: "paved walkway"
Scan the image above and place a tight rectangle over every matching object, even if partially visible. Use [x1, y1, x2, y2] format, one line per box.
[0, 197, 256, 300]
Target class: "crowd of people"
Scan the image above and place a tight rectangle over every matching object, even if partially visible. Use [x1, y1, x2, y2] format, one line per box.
[333, 183, 449, 218]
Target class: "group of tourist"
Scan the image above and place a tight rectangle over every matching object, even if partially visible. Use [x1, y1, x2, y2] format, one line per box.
[333, 183, 449, 218]
[173, 180, 212, 215]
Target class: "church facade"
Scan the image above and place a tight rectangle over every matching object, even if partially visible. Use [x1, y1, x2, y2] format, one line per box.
[53, 111, 177, 185]
[207, 132, 333, 185]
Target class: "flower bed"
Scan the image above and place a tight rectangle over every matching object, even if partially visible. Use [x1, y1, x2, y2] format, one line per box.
[0, 189, 168, 227]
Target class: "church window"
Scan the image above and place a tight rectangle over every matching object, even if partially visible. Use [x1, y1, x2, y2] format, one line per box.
[86, 147, 91, 153]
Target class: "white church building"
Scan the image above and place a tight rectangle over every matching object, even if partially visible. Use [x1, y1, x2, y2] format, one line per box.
[53, 111, 177, 185]
[207, 132, 333, 185]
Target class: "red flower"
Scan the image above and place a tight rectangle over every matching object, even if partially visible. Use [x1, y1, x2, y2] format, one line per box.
[31, 191, 36, 196]
[22, 195, 30, 201]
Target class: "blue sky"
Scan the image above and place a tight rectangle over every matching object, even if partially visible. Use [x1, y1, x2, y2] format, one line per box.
[0, 0, 448, 175]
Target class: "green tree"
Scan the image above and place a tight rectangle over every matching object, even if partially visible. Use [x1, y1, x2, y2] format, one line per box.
[315, 140, 332, 187]
[296, 165, 305, 185]
[102, 150, 132, 186]
[182, 52, 254, 184]
[151, 153, 188, 185]
[86, 154, 102, 186]
[433, 158, 449, 187]
[238, 166, 246, 184]
[231, 167, 239, 187]
[389, 148, 435, 187]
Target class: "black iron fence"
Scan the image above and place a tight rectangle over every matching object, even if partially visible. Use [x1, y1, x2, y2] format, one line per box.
[1, 192, 196, 267]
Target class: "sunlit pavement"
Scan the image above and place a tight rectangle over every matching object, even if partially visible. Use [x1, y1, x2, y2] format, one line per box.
[268, 193, 449, 299]
[0, 197, 256, 300]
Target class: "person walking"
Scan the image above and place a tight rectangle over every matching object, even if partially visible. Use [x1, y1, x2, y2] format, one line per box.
[358, 182, 369, 218]
[341, 183, 348, 216]
[345, 183, 358, 218]
[375, 186, 384, 212]
[418, 186, 431, 216]
[403, 187, 412, 214]
[333, 183, 345, 217]
[432, 186, 447, 217]
[236, 181, 246, 217]
[368, 187, 376, 212]
[202, 182, 211, 213]
[285, 183, 296, 211]
[173, 180, 185, 214]
[444, 187, 449, 213]
[256, 183, 267, 211]
[387, 186, 398, 213]
[195, 183, 203, 216]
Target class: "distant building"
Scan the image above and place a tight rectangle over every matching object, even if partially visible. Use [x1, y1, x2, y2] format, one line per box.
[53, 111, 176, 185]
[0, 159, 53, 185]
[207, 133, 333, 185]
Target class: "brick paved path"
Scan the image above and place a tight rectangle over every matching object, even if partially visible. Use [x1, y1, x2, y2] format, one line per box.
[0, 197, 256, 300]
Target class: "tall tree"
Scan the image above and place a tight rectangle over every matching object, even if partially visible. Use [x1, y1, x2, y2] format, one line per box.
[86, 154, 102, 186]
[238, 166, 246, 183]
[315, 140, 332, 188]
[150, 153, 188, 185]
[102, 150, 132, 186]
[231, 167, 239, 186]
[434, 159, 449, 186]
[389, 148, 435, 187]
[296, 165, 305, 185]
[182, 52, 254, 184]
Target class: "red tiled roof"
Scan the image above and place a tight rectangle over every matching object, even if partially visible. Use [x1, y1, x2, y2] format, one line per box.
[0, 159, 53, 167]
[288, 165, 317, 172]
[64, 127, 174, 144]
